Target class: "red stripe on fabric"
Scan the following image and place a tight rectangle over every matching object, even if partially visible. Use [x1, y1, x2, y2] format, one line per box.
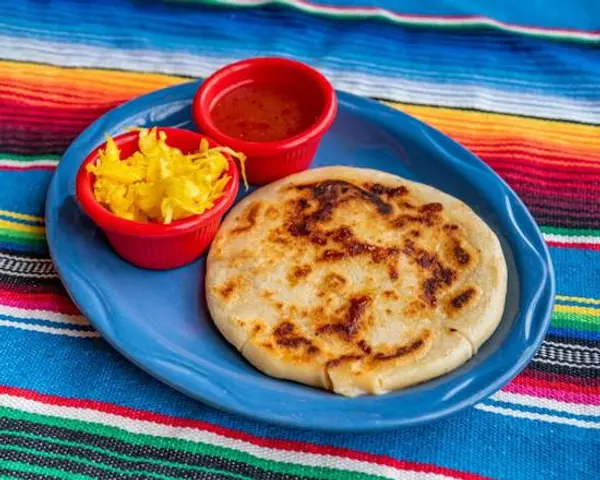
[506, 372, 600, 404]
[0, 291, 79, 315]
[0, 165, 56, 171]
[469, 144, 600, 166]
[515, 371, 600, 390]
[503, 384, 600, 406]
[0, 107, 115, 122]
[0, 100, 115, 119]
[546, 241, 600, 250]
[465, 136, 600, 158]
[0, 385, 488, 479]
[484, 157, 600, 181]
[511, 368, 600, 392]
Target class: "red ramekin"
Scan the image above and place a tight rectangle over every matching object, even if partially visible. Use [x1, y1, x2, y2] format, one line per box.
[192, 57, 337, 185]
[76, 127, 240, 270]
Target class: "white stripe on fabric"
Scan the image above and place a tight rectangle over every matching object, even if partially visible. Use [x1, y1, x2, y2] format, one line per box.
[1, 36, 599, 124]
[475, 403, 600, 429]
[0, 395, 452, 480]
[0, 305, 88, 326]
[489, 391, 600, 417]
[0, 319, 99, 338]
[0, 159, 59, 169]
[543, 233, 600, 245]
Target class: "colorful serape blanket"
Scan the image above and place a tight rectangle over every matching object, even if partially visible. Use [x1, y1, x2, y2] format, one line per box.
[1, 0, 599, 478]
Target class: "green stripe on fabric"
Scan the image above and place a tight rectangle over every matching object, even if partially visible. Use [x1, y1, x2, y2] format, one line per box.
[0, 443, 243, 480]
[0, 430, 252, 480]
[552, 312, 600, 332]
[0, 407, 385, 480]
[541, 226, 600, 238]
[0, 459, 92, 480]
[0, 228, 45, 242]
[0, 153, 60, 163]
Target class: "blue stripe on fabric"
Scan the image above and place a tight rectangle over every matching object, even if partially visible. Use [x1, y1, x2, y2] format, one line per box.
[550, 247, 600, 301]
[1, 1, 599, 100]
[0, 315, 93, 332]
[0, 170, 53, 218]
[0, 242, 47, 254]
[205, 0, 600, 32]
[0, 326, 597, 480]
[547, 327, 600, 342]
[555, 299, 600, 309]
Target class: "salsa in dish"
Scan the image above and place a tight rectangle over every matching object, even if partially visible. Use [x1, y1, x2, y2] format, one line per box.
[210, 84, 319, 143]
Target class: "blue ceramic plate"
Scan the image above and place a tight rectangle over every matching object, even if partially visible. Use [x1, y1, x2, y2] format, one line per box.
[46, 82, 554, 431]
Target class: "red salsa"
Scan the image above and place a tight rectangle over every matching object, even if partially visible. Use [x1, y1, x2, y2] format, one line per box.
[210, 84, 318, 143]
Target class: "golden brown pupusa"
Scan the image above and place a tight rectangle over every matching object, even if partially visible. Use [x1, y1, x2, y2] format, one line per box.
[206, 166, 507, 397]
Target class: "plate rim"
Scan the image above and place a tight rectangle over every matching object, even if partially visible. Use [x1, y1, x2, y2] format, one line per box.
[46, 80, 555, 431]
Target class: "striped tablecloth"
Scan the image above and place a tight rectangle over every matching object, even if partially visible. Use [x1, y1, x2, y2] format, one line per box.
[1, 1, 599, 478]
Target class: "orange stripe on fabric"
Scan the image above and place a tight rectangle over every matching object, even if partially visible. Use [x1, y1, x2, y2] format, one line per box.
[0, 61, 185, 91]
[389, 103, 600, 147]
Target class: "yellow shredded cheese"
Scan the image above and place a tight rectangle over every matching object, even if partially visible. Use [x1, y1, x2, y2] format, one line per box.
[87, 128, 247, 224]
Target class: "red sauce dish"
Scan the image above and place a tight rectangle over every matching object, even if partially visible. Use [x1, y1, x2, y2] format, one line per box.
[193, 57, 337, 185]
[76, 127, 240, 270]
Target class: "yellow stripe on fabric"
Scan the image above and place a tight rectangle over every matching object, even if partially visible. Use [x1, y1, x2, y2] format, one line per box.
[555, 304, 600, 318]
[0, 219, 45, 235]
[0, 210, 44, 224]
[387, 102, 600, 147]
[556, 295, 600, 306]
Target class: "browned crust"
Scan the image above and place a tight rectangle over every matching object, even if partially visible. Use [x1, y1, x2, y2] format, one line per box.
[271, 321, 320, 357]
[231, 202, 261, 234]
[317, 294, 373, 340]
[443, 286, 481, 320]
[451, 288, 476, 309]
[214, 276, 244, 300]
[287, 264, 312, 286]
[371, 335, 428, 362]
[324, 329, 432, 370]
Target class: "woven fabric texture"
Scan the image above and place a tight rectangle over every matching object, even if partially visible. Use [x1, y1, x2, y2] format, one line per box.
[0, 0, 598, 478]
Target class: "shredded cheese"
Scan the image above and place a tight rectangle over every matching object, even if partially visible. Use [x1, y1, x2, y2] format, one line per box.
[87, 128, 247, 224]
